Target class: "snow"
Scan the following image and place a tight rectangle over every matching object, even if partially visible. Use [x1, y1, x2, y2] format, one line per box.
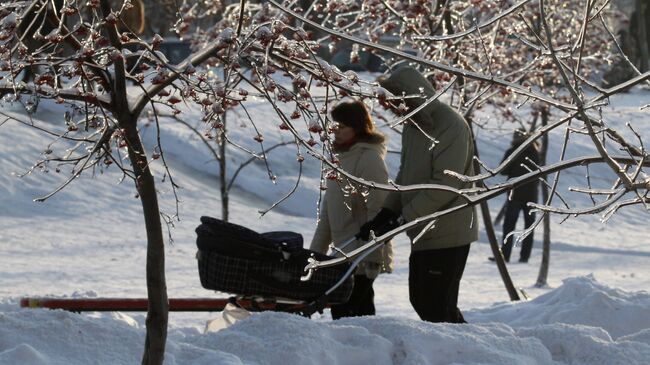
[2, 277, 650, 364]
[0, 81, 649, 364]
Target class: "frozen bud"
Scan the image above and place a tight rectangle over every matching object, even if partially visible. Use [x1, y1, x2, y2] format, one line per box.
[255, 26, 274, 42]
[292, 75, 307, 89]
[183, 88, 196, 98]
[253, 134, 264, 142]
[167, 96, 181, 104]
[374, 87, 393, 108]
[62, 6, 78, 16]
[308, 119, 323, 133]
[317, 60, 334, 80]
[211, 103, 224, 114]
[215, 84, 226, 97]
[219, 28, 235, 44]
[45, 29, 63, 43]
[278, 88, 293, 102]
[299, 88, 310, 98]
[105, 12, 118, 25]
[344, 70, 359, 83]
[350, 44, 360, 64]
[34, 74, 55, 87]
[307, 138, 317, 147]
[109, 49, 123, 62]
[272, 21, 287, 34]
[183, 64, 196, 75]
[152, 34, 164, 50]
[151, 69, 169, 84]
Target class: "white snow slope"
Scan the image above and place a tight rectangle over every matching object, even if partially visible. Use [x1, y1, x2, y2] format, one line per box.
[0, 83, 649, 365]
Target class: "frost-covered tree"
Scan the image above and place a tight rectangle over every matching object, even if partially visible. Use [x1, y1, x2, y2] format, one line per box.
[1, 0, 650, 363]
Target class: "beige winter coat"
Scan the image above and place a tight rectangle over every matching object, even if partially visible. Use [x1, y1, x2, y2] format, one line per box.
[310, 134, 394, 278]
[379, 67, 478, 251]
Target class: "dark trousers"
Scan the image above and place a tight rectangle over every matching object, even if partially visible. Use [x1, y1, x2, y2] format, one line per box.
[330, 275, 375, 319]
[408, 244, 470, 323]
[502, 200, 536, 262]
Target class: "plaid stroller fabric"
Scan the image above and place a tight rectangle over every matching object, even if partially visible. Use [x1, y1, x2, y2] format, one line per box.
[196, 217, 354, 304]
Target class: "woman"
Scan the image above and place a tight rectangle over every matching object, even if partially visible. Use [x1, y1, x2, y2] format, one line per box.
[310, 99, 394, 319]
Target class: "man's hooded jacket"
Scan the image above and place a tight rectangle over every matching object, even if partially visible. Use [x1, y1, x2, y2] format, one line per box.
[379, 67, 478, 250]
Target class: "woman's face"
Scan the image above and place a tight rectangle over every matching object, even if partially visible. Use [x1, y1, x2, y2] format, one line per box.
[333, 122, 356, 144]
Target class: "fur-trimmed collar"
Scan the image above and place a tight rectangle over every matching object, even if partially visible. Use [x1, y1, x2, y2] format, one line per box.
[333, 132, 386, 154]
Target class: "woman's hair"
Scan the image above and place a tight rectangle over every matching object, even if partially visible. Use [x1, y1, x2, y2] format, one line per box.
[330, 99, 375, 139]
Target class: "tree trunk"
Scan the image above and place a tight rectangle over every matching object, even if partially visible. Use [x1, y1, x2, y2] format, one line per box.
[219, 113, 229, 222]
[479, 198, 521, 301]
[536, 109, 551, 287]
[468, 119, 521, 301]
[121, 119, 168, 365]
[636, 0, 649, 71]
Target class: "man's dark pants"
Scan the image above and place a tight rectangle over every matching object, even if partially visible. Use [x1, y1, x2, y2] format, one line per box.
[409, 244, 470, 323]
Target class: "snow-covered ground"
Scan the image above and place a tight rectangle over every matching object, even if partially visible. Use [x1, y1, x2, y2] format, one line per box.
[0, 83, 649, 364]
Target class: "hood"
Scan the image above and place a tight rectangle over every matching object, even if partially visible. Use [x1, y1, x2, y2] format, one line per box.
[378, 67, 443, 127]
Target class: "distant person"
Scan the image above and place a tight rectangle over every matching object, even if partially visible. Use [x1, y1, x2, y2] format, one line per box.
[310, 99, 394, 319]
[360, 67, 478, 323]
[497, 129, 541, 263]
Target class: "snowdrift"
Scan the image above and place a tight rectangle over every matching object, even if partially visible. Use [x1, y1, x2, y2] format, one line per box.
[1, 276, 649, 365]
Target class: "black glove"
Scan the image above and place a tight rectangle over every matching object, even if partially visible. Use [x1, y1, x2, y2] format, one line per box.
[358, 208, 402, 241]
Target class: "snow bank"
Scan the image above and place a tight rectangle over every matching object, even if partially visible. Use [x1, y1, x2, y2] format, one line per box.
[468, 275, 650, 339]
[1, 277, 649, 365]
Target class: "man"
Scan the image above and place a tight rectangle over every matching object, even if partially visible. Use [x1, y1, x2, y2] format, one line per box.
[359, 67, 478, 323]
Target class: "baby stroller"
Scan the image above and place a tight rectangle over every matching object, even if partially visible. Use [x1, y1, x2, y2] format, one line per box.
[195, 216, 357, 315]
